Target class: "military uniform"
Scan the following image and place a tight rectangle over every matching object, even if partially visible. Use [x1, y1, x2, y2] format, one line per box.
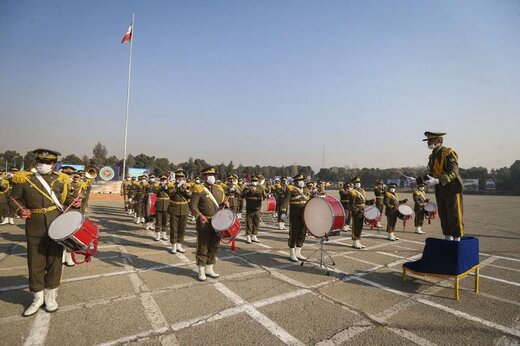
[225, 177, 240, 214]
[189, 167, 226, 281]
[413, 184, 427, 234]
[127, 177, 137, 215]
[338, 183, 352, 231]
[280, 174, 311, 261]
[242, 176, 267, 243]
[237, 179, 245, 218]
[348, 177, 374, 249]
[121, 178, 132, 211]
[384, 183, 407, 241]
[373, 180, 385, 228]
[169, 170, 192, 253]
[134, 176, 146, 223]
[0, 179, 10, 224]
[272, 178, 288, 229]
[154, 175, 171, 241]
[9, 149, 74, 316]
[316, 180, 326, 196]
[423, 132, 464, 240]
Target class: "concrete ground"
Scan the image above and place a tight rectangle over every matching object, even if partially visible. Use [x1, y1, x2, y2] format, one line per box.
[0, 192, 519, 345]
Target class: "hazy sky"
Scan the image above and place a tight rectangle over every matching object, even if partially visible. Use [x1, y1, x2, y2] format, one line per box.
[1, 0, 519, 171]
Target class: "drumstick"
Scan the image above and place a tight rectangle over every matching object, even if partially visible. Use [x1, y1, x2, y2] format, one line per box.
[9, 197, 29, 215]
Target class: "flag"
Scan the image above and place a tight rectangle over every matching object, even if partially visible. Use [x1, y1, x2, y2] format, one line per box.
[121, 24, 132, 44]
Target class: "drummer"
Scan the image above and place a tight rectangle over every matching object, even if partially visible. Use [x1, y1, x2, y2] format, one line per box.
[373, 180, 386, 229]
[241, 176, 267, 244]
[60, 166, 82, 267]
[413, 183, 427, 234]
[384, 183, 409, 241]
[338, 182, 352, 232]
[189, 166, 228, 281]
[280, 173, 311, 262]
[348, 177, 375, 249]
[169, 169, 192, 253]
[9, 149, 79, 316]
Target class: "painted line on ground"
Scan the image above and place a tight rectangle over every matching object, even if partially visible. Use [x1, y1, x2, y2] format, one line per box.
[23, 310, 52, 346]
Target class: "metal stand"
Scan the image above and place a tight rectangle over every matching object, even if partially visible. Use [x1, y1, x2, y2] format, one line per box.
[300, 236, 336, 276]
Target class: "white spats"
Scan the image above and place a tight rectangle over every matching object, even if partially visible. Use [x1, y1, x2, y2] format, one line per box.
[44, 288, 58, 312]
[23, 291, 44, 317]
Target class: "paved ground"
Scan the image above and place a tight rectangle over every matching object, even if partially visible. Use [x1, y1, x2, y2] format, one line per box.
[1, 192, 519, 345]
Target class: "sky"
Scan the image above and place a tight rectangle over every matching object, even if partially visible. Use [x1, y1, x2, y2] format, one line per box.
[1, 0, 519, 171]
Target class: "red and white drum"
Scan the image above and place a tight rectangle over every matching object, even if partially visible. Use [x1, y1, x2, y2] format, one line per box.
[146, 193, 157, 216]
[363, 205, 381, 222]
[303, 196, 346, 237]
[48, 211, 99, 264]
[211, 209, 241, 240]
[397, 205, 414, 220]
[260, 196, 276, 213]
[424, 202, 437, 215]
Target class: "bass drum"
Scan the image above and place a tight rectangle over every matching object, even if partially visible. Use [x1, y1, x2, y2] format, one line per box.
[211, 209, 241, 240]
[303, 196, 345, 238]
[260, 197, 276, 213]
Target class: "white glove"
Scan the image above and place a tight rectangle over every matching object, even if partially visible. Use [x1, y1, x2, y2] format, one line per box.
[426, 175, 440, 186]
[177, 180, 185, 187]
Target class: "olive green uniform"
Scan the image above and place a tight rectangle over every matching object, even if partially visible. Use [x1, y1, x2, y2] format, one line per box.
[134, 182, 145, 218]
[428, 146, 464, 238]
[10, 171, 73, 292]
[272, 183, 286, 222]
[121, 180, 131, 211]
[242, 185, 267, 236]
[384, 191, 406, 234]
[154, 184, 171, 233]
[349, 188, 373, 240]
[127, 182, 137, 213]
[338, 188, 351, 227]
[237, 182, 245, 215]
[226, 183, 240, 214]
[80, 178, 92, 214]
[189, 183, 226, 266]
[281, 185, 311, 248]
[169, 182, 192, 243]
[413, 190, 427, 227]
[0, 180, 10, 221]
[374, 185, 385, 214]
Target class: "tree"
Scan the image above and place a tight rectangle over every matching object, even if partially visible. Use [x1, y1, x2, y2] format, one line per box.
[104, 155, 120, 166]
[1, 150, 23, 169]
[62, 154, 84, 165]
[23, 151, 37, 170]
[92, 142, 108, 166]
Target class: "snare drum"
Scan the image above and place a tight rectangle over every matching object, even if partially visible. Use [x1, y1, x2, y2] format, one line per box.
[397, 205, 414, 220]
[424, 202, 437, 214]
[260, 197, 276, 213]
[48, 211, 99, 264]
[363, 205, 381, 222]
[303, 196, 346, 238]
[146, 193, 157, 216]
[211, 209, 241, 240]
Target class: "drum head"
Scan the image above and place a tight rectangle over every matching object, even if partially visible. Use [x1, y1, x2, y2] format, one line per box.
[424, 202, 437, 212]
[48, 211, 84, 240]
[364, 205, 380, 220]
[211, 209, 235, 230]
[398, 205, 413, 215]
[303, 197, 332, 237]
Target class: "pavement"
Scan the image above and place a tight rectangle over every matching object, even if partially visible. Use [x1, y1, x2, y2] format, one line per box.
[0, 192, 519, 345]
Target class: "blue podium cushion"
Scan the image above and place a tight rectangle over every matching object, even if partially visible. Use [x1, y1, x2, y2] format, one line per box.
[403, 237, 479, 276]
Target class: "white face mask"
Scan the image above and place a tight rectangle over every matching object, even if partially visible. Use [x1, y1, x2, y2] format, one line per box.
[37, 163, 53, 175]
[390, 188, 396, 193]
[251, 181, 258, 186]
[141, 179, 147, 183]
[354, 183, 361, 188]
[195, 179, 201, 184]
[161, 180, 167, 186]
[206, 176, 215, 185]
[419, 187, 425, 191]
[260, 180, 265, 185]
[149, 178, 156, 183]
[297, 181, 305, 188]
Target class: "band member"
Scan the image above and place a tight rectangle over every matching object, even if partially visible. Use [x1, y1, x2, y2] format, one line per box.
[237, 178, 245, 219]
[373, 180, 385, 229]
[190, 166, 227, 281]
[143, 174, 158, 230]
[225, 176, 240, 214]
[242, 176, 267, 244]
[272, 177, 287, 230]
[384, 183, 408, 241]
[78, 170, 93, 214]
[421, 131, 464, 241]
[60, 166, 81, 267]
[413, 183, 427, 234]
[127, 176, 138, 216]
[338, 182, 352, 231]
[154, 175, 170, 241]
[121, 176, 132, 212]
[10, 149, 78, 316]
[349, 177, 375, 249]
[316, 180, 327, 196]
[306, 181, 317, 196]
[0, 177, 10, 225]
[280, 173, 311, 262]
[169, 169, 192, 253]
[134, 175, 146, 224]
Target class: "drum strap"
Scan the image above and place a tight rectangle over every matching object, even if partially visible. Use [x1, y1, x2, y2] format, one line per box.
[203, 186, 220, 208]
[33, 173, 64, 211]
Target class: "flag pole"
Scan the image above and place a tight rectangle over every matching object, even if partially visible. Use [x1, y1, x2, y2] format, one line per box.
[122, 13, 134, 181]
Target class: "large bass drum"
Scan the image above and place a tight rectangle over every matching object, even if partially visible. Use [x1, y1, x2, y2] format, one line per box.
[303, 196, 346, 238]
[211, 209, 241, 241]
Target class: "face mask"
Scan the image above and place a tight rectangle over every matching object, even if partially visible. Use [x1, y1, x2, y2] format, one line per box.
[354, 183, 361, 188]
[206, 176, 215, 185]
[177, 178, 184, 183]
[419, 187, 425, 191]
[297, 181, 305, 188]
[195, 179, 201, 184]
[141, 179, 147, 183]
[149, 178, 156, 183]
[390, 188, 396, 193]
[252, 181, 258, 186]
[37, 163, 53, 175]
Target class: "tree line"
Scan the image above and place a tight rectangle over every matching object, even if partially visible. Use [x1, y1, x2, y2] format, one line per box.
[1, 144, 519, 194]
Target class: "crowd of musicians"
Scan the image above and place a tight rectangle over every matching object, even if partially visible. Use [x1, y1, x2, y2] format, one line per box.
[0, 131, 465, 317]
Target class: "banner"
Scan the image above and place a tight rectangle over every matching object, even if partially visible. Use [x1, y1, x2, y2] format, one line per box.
[485, 179, 496, 190]
[128, 168, 148, 178]
[99, 166, 117, 181]
[463, 179, 479, 192]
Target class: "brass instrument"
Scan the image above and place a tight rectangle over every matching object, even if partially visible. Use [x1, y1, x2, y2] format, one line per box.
[84, 166, 99, 180]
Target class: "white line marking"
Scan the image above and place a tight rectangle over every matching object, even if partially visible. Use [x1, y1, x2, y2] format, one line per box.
[387, 327, 438, 346]
[24, 310, 51, 346]
[480, 253, 520, 263]
[475, 274, 520, 287]
[485, 263, 520, 273]
[315, 324, 374, 346]
[214, 282, 304, 346]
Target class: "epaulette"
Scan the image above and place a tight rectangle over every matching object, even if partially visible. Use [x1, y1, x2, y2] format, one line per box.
[442, 147, 457, 159]
[12, 171, 31, 184]
[192, 184, 204, 193]
[286, 185, 295, 192]
[53, 172, 71, 185]
[154, 182, 160, 188]
[385, 192, 393, 198]
[167, 182, 175, 189]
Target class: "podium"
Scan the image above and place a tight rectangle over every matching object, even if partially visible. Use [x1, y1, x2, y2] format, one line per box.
[402, 237, 480, 300]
